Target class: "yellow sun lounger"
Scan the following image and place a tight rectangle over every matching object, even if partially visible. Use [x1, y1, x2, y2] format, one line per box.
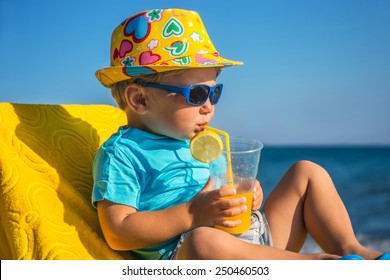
[0, 103, 133, 259]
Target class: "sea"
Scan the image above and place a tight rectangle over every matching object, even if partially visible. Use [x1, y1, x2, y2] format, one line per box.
[257, 146, 390, 253]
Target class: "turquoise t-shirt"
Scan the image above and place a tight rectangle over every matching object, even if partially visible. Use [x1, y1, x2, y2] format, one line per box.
[92, 127, 209, 259]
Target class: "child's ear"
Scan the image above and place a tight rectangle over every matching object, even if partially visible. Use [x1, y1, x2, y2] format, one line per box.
[124, 84, 149, 114]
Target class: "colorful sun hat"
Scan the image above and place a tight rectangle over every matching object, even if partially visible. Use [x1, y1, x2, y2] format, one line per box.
[95, 8, 243, 87]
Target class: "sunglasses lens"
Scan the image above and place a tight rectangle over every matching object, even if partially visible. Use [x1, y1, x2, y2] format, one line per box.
[189, 85, 210, 105]
[210, 84, 223, 104]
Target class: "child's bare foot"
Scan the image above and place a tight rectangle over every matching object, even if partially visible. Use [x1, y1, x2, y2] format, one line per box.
[342, 244, 382, 260]
[315, 253, 341, 260]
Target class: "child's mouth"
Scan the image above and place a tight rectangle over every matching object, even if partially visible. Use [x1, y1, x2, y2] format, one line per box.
[195, 123, 208, 133]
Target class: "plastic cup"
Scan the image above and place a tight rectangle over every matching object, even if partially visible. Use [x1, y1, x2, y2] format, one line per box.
[209, 137, 263, 234]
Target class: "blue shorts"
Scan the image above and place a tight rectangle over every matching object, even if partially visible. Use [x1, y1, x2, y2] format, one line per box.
[171, 208, 273, 259]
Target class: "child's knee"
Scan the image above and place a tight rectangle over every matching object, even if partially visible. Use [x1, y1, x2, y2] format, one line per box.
[291, 160, 333, 191]
[292, 160, 328, 177]
[177, 227, 225, 259]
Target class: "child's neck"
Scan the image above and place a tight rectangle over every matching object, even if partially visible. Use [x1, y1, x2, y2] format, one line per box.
[125, 112, 159, 136]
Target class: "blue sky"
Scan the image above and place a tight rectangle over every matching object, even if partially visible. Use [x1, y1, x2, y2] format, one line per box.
[1, 0, 389, 145]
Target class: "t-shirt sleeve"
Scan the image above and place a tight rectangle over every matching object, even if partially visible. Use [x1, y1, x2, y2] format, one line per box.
[91, 145, 141, 209]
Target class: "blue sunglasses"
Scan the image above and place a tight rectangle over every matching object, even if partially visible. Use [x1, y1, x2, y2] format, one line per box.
[137, 81, 223, 106]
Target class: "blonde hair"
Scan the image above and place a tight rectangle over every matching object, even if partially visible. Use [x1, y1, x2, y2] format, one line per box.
[111, 68, 222, 110]
[111, 70, 185, 110]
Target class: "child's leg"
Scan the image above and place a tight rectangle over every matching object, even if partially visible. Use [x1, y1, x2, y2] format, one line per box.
[176, 226, 339, 260]
[263, 160, 382, 259]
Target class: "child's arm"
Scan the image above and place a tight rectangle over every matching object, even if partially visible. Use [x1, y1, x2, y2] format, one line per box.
[97, 199, 192, 251]
[97, 178, 247, 251]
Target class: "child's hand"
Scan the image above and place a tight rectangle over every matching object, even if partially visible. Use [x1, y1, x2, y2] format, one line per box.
[187, 178, 247, 229]
[252, 180, 263, 210]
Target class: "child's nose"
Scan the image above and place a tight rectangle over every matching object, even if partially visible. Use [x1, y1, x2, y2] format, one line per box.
[199, 98, 214, 114]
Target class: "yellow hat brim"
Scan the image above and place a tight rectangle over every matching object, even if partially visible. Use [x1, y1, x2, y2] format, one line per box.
[95, 53, 243, 88]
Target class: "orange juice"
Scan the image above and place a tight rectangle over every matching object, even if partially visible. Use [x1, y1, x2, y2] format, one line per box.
[215, 192, 253, 234]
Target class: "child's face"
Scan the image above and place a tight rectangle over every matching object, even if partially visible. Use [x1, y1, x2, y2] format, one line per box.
[142, 68, 219, 140]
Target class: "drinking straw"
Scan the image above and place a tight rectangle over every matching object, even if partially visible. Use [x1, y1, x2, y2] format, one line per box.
[205, 126, 234, 188]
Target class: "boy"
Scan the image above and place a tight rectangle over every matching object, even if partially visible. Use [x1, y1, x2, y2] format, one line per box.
[93, 8, 387, 260]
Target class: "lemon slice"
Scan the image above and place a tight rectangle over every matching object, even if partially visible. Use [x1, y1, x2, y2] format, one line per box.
[190, 130, 223, 163]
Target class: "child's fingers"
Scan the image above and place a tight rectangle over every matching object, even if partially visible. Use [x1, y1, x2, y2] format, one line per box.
[252, 193, 260, 210]
[215, 218, 242, 228]
[251, 180, 263, 210]
[209, 185, 236, 199]
[220, 204, 248, 218]
[216, 195, 246, 210]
